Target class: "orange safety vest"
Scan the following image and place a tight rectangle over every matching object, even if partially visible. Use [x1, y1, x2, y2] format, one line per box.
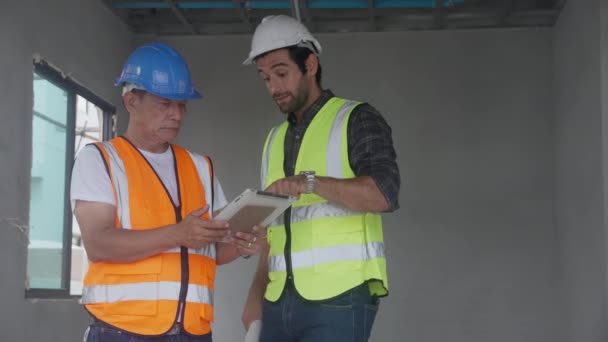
[80, 137, 216, 336]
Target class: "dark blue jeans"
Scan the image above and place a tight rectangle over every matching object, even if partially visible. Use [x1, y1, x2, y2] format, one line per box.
[84, 323, 212, 342]
[260, 283, 379, 342]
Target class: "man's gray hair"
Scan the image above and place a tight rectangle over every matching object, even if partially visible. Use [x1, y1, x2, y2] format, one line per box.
[121, 83, 146, 96]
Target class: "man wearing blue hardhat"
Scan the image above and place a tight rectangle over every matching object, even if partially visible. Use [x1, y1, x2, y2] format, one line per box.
[241, 15, 401, 342]
[70, 42, 266, 341]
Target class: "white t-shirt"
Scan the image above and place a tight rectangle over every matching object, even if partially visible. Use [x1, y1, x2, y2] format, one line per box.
[71, 144, 227, 215]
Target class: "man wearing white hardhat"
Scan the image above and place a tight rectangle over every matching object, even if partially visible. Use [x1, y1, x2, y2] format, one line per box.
[242, 15, 400, 342]
[71, 42, 266, 341]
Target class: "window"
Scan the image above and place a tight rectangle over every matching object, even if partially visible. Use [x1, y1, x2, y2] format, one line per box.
[27, 61, 115, 297]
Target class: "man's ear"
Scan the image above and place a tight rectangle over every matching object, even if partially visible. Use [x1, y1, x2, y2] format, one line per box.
[305, 54, 319, 80]
[122, 92, 138, 115]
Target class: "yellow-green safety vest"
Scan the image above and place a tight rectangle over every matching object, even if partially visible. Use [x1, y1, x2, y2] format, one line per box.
[261, 97, 389, 301]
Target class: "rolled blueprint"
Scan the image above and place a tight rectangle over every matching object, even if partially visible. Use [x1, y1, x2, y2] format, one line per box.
[244, 320, 262, 342]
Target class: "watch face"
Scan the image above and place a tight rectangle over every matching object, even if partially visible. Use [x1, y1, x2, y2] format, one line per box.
[300, 171, 315, 193]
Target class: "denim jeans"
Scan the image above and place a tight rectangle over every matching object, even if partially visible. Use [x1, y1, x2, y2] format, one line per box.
[260, 283, 379, 342]
[84, 323, 212, 342]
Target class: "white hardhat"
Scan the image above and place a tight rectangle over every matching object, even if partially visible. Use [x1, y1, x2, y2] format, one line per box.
[243, 15, 322, 65]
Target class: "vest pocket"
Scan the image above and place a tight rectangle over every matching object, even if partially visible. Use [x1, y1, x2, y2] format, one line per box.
[311, 223, 364, 273]
[102, 257, 162, 316]
[189, 252, 216, 279]
[101, 274, 160, 316]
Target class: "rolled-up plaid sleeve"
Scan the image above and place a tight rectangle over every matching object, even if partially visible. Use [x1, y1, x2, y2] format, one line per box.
[347, 103, 401, 212]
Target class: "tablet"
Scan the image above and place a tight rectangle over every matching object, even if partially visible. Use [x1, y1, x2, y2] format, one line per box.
[215, 189, 295, 233]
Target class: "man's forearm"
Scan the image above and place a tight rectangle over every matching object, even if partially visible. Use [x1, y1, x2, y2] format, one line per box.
[216, 243, 241, 265]
[85, 224, 181, 263]
[247, 246, 269, 299]
[314, 175, 389, 212]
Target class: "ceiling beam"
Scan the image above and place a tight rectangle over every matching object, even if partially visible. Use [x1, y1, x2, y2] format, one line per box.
[233, 0, 253, 31]
[368, 0, 376, 31]
[101, 0, 133, 32]
[434, 0, 444, 29]
[164, 0, 198, 34]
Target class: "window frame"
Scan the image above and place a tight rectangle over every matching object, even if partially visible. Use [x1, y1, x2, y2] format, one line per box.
[26, 60, 116, 299]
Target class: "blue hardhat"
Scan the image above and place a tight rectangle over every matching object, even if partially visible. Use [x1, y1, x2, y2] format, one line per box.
[115, 42, 201, 100]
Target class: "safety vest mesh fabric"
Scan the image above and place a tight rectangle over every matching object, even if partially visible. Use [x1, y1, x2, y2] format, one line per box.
[261, 97, 389, 302]
[80, 137, 216, 336]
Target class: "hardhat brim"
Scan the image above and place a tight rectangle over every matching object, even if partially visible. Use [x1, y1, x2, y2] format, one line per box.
[243, 56, 255, 65]
[146, 88, 203, 101]
[118, 81, 203, 101]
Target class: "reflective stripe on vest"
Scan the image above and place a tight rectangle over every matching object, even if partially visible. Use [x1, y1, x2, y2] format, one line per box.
[269, 241, 385, 272]
[268, 201, 361, 231]
[81, 282, 213, 306]
[261, 97, 389, 301]
[100, 141, 132, 229]
[82, 138, 216, 336]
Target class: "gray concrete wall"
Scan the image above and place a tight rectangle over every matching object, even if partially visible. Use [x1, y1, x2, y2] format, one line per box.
[602, 1, 608, 334]
[0, 2, 569, 340]
[0, 0, 131, 340]
[554, 0, 608, 341]
[137, 27, 562, 342]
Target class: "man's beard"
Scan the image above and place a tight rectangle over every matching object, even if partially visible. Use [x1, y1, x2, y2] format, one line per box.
[276, 83, 309, 114]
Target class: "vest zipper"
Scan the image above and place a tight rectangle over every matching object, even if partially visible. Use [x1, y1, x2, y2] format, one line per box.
[284, 207, 294, 286]
[175, 206, 189, 329]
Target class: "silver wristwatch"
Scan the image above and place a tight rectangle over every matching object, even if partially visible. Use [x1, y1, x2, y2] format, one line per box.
[300, 171, 316, 194]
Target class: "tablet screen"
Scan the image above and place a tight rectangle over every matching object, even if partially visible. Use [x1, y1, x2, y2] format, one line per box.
[225, 205, 276, 233]
[215, 189, 295, 234]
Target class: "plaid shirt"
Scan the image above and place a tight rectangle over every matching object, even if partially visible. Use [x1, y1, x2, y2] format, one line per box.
[284, 90, 400, 211]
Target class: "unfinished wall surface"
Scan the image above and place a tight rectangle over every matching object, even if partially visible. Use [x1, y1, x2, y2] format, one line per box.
[602, 2, 608, 337]
[0, 0, 131, 340]
[554, 0, 608, 341]
[137, 26, 562, 342]
[0, 1, 573, 340]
